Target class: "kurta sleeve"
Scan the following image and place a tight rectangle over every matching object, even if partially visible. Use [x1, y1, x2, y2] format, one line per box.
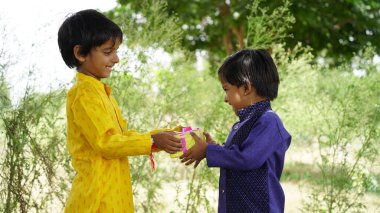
[71, 90, 152, 159]
[205, 115, 285, 171]
[149, 126, 182, 134]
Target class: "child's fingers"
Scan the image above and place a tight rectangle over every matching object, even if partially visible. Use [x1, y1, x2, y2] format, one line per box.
[168, 140, 182, 149]
[168, 135, 181, 143]
[180, 152, 192, 163]
[203, 131, 212, 141]
[203, 131, 210, 137]
[194, 160, 201, 168]
[180, 150, 191, 160]
[190, 132, 204, 143]
[166, 144, 182, 152]
[181, 157, 193, 164]
[166, 131, 181, 136]
[185, 158, 196, 166]
[165, 147, 177, 154]
[181, 157, 191, 164]
[180, 152, 189, 159]
[204, 131, 216, 144]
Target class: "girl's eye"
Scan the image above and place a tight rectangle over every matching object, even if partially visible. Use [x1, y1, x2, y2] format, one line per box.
[104, 52, 112, 55]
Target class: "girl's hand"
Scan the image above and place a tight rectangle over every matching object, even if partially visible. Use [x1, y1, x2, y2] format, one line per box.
[151, 131, 182, 154]
[180, 132, 208, 168]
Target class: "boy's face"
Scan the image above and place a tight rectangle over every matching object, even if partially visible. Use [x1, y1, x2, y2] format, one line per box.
[221, 79, 249, 116]
[77, 39, 121, 80]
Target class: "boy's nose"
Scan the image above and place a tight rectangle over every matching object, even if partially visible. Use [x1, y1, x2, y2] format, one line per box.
[224, 95, 228, 103]
[113, 54, 120, 63]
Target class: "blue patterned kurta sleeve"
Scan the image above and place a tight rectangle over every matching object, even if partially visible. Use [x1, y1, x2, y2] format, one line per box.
[206, 113, 286, 171]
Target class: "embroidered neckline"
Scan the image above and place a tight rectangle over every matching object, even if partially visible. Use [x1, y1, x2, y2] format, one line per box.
[237, 99, 271, 121]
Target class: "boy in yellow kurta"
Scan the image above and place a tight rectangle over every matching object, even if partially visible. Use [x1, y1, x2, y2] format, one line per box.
[58, 9, 182, 212]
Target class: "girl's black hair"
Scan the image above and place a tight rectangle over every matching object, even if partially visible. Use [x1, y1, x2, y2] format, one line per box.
[218, 49, 280, 100]
[58, 9, 123, 68]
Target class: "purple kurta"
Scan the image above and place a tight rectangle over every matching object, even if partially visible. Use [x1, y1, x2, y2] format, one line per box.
[206, 102, 291, 213]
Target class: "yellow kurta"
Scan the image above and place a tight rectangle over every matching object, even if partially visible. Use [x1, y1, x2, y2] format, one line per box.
[65, 72, 157, 213]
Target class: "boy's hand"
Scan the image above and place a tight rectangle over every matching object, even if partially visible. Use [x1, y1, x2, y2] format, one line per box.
[151, 131, 182, 154]
[180, 132, 208, 168]
[203, 131, 216, 144]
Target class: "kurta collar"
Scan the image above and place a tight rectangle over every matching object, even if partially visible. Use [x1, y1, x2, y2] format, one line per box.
[76, 72, 112, 95]
[237, 99, 271, 121]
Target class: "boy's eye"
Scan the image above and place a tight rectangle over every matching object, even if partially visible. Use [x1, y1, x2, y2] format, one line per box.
[104, 51, 112, 55]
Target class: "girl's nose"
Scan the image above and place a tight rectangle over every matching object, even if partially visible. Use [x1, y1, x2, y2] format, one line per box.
[224, 95, 228, 103]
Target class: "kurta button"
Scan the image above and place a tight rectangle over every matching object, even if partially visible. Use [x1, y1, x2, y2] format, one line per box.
[222, 190, 225, 193]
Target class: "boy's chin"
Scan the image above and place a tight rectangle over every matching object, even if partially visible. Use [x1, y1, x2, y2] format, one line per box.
[102, 72, 111, 78]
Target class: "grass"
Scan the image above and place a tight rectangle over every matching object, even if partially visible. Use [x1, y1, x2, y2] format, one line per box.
[282, 161, 380, 195]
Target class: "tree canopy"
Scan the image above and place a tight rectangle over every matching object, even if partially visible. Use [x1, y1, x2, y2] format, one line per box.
[117, 0, 380, 62]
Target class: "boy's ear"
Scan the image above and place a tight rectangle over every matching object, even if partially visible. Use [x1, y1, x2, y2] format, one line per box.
[73, 45, 86, 63]
[243, 82, 253, 96]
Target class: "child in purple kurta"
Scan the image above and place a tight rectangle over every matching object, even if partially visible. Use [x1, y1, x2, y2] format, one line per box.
[181, 49, 291, 213]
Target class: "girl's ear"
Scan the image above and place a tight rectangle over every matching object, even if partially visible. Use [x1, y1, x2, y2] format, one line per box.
[73, 45, 86, 63]
[243, 82, 253, 96]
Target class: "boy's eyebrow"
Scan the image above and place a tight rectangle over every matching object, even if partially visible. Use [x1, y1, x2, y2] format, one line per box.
[101, 46, 119, 52]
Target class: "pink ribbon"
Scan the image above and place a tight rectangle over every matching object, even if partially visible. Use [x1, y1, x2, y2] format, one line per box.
[180, 126, 199, 152]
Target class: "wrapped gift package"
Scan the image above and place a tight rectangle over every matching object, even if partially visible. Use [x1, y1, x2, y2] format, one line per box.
[170, 126, 202, 158]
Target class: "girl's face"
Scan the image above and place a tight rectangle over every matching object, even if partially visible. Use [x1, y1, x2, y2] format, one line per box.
[221, 79, 249, 116]
[77, 38, 120, 80]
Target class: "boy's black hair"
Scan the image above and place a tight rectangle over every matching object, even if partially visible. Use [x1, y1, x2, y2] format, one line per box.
[58, 9, 123, 68]
[218, 49, 280, 100]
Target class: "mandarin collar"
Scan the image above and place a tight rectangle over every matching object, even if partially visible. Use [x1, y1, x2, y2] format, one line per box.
[237, 99, 271, 121]
[76, 72, 112, 95]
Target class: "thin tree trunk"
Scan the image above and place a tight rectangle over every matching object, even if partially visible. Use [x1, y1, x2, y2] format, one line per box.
[219, 3, 234, 55]
[232, 25, 245, 49]
[224, 29, 234, 55]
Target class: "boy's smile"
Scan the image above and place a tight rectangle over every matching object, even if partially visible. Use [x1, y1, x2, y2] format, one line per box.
[221, 79, 266, 116]
[221, 79, 248, 116]
[76, 39, 121, 80]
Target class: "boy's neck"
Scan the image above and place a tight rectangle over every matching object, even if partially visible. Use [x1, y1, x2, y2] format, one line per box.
[77, 70, 101, 81]
[243, 95, 267, 108]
